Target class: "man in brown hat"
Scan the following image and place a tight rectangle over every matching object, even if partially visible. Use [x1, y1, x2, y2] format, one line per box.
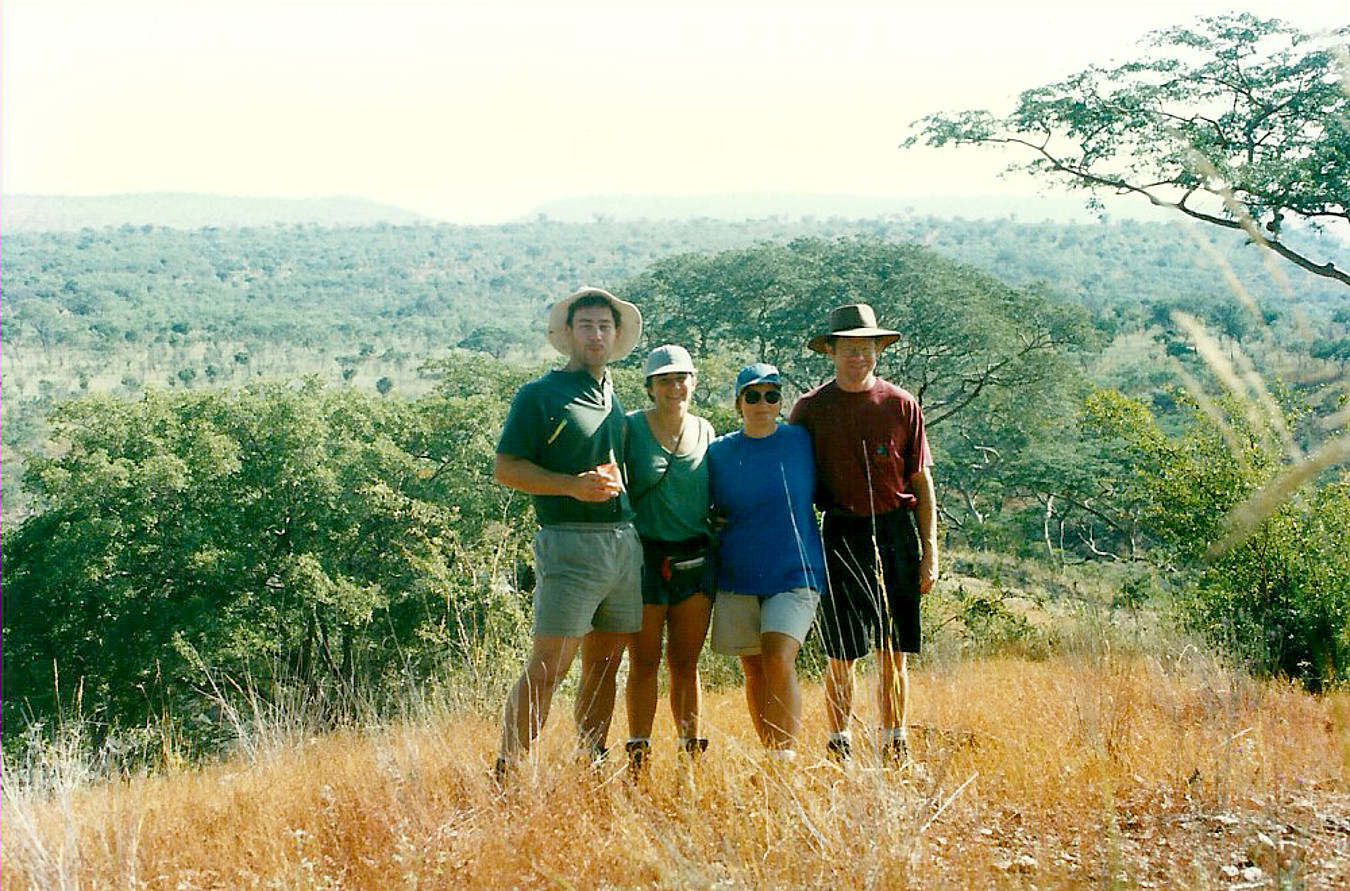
[492, 287, 644, 781]
[789, 303, 939, 768]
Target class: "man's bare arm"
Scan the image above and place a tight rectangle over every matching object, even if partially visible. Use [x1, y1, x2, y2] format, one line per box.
[911, 466, 939, 594]
[494, 453, 620, 503]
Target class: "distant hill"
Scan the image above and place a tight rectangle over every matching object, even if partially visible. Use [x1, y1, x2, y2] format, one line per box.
[527, 191, 1174, 224]
[2, 193, 430, 232]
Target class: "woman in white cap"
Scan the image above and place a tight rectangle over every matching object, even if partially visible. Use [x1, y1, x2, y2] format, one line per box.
[623, 344, 717, 775]
[707, 363, 825, 760]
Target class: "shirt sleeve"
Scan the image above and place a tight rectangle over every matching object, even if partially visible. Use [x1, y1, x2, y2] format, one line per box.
[496, 383, 541, 461]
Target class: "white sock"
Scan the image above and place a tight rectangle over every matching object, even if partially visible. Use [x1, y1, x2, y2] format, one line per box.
[627, 736, 651, 747]
[766, 748, 797, 762]
[829, 730, 852, 745]
[880, 727, 907, 745]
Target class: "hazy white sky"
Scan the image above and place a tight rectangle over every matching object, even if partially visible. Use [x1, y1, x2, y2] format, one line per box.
[3, 1, 1346, 223]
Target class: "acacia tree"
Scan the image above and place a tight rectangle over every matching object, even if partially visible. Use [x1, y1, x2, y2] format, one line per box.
[625, 238, 1095, 423]
[906, 14, 1350, 286]
[623, 238, 1101, 551]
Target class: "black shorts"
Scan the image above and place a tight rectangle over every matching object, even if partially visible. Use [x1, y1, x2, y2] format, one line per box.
[639, 536, 713, 607]
[819, 509, 922, 660]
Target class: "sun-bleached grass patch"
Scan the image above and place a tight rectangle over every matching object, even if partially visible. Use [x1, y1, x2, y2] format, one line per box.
[4, 652, 1346, 890]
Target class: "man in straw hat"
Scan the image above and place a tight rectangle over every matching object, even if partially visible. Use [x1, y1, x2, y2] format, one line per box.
[789, 303, 939, 769]
[493, 286, 644, 781]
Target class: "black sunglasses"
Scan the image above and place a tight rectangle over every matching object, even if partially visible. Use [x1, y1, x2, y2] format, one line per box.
[742, 389, 781, 405]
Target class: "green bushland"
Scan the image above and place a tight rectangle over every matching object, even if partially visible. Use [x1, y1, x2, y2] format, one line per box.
[4, 232, 1346, 769]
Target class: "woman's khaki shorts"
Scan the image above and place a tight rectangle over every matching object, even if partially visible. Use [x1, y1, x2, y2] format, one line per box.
[711, 587, 820, 656]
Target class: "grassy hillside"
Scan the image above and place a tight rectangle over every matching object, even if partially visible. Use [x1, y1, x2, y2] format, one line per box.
[3, 560, 1348, 888]
[4, 655, 1346, 889]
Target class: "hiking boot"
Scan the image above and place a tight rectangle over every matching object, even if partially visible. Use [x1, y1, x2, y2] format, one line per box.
[826, 737, 853, 765]
[492, 757, 510, 787]
[681, 737, 709, 759]
[882, 737, 914, 770]
[625, 739, 651, 779]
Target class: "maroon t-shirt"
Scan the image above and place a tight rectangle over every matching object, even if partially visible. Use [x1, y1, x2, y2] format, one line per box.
[789, 378, 932, 516]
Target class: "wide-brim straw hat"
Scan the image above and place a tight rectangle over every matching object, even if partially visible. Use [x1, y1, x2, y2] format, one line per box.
[547, 287, 643, 360]
[807, 303, 900, 353]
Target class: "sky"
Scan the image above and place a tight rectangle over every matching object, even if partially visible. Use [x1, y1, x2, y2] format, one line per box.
[3, 0, 1347, 224]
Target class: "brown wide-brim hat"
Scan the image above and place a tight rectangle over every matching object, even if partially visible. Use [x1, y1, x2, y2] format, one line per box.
[547, 287, 643, 360]
[807, 303, 901, 353]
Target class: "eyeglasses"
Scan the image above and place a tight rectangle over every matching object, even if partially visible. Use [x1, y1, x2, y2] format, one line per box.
[741, 389, 781, 405]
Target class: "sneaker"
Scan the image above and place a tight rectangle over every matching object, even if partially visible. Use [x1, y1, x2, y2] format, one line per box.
[492, 757, 510, 787]
[826, 737, 853, 765]
[625, 739, 651, 778]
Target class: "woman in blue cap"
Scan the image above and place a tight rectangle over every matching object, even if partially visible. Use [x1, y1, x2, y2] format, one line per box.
[623, 344, 716, 774]
[707, 363, 825, 760]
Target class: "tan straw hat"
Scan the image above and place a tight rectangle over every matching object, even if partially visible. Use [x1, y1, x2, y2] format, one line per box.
[546, 287, 643, 360]
[807, 303, 900, 353]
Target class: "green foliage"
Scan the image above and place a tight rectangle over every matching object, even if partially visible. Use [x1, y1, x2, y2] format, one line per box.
[624, 237, 1096, 417]
[907, 14, 1350, 286]
[1084, 388, 1350, 690]
[1, 373, 536, 750]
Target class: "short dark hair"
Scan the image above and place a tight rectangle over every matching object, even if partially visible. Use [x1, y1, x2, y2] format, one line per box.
[567, 293, 621, 327]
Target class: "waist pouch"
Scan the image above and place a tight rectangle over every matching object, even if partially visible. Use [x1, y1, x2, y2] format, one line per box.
[641, 536, 711, 582]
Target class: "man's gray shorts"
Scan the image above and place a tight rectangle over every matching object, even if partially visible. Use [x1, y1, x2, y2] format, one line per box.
[532, 522, 642, 637]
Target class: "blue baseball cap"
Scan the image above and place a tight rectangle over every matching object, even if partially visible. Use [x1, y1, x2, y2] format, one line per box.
[734, 362, 781, 399]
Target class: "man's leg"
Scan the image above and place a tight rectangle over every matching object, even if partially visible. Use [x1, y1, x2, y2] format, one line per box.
[575, 629, 630, 753]
[877, 648, 908, 731]
[825, 656, 856, 734]
[877, 647, 911, 764]
[499, 634, 582, 765]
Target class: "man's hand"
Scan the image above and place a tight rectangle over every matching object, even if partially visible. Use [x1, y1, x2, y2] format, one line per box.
[918, 551, 938, 595]
[495, 453, 621, 502]
[570, 466, 623, 502]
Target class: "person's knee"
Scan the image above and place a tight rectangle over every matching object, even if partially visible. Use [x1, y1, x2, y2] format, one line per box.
[762, 650, 797, 684]
[666, 643, 701, 677]
[629, 646, 662, 676]
[523, 656, 568, 691]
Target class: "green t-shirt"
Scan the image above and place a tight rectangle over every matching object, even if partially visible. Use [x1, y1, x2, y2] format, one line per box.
[625, 410, 714, 542]
[496, 368, 634, 526]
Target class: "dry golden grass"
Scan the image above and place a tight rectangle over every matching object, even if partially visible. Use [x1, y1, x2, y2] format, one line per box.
[5, 652, 1348, 890]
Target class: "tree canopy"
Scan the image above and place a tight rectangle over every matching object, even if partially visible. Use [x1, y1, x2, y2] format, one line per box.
[906, 14, 1350, 286]
[0, 375, 535, 747]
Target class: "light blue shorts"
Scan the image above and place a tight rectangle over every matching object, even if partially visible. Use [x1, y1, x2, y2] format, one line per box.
[711, 587, 820, 656]
[532, 522, 642, 637]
